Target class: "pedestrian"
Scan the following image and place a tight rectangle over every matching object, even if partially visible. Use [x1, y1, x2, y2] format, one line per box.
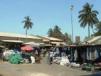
[30, 55, 35, 64]
[48, 48, 54, 64]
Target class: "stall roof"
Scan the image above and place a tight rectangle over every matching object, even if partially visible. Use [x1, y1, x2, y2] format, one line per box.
[42, 36, 63, 41]
[67, 44, 101, 48]
[51, 42, 67, 46]
[87, 36, 101, 44]
[24, 42, 44, 46]
[1, 40, 23, 43]
[0, 32, 41, 40]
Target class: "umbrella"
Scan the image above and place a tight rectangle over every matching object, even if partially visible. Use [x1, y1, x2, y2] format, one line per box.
[21, 45, 33, 52]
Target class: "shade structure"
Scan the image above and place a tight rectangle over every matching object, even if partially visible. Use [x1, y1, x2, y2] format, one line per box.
[24, 42, 44, 47]
[24, 42, 39, 46]
[21, 45, 33, 52]
[1, 40, 23, 43]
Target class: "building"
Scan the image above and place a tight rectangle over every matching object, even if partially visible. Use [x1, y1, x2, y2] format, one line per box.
[40, 36, 66, 46]
[0, 32, 42, 46]
[84, 36, 101, 45]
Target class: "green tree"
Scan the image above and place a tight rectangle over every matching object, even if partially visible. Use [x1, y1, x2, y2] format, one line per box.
[78, 3, 99, 37]
[94, 21, 101, 36]
[47, 25, 72, 44]
[53, 25, 63, 39]
[64, 33, 72, 45]
[22, 16, 33, 36]
[48, 28, 53, 37]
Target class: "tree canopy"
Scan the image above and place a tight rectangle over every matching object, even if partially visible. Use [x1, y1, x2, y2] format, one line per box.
[94, 21, 101, 36]
[47, 25, 72, 44]
[78, 3, 99, 37]
[22, 16, 33, 36]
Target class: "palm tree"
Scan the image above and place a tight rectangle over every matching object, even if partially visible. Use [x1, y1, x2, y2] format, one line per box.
[22, 16, 33, 36]
[78, 3, 99, 37]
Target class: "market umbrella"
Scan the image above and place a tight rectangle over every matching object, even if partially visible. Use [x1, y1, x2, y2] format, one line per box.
[21, 45, 33, 52]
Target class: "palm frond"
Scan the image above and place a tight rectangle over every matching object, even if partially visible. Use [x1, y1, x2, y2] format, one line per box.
[78, 3, 99, 37]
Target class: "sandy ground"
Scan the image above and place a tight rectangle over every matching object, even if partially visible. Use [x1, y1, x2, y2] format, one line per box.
[0, 57, 92, 76]
[0, 63, 92, 76]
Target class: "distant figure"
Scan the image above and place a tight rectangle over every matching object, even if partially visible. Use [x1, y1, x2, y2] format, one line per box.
[42, 48, 47, 57]
[48, 48, 54, 64]
[35, 48, 38, 56]
[30, 56, 35, 64]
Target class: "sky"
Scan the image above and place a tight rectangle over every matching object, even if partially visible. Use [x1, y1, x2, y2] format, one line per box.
[0, 0, 101, 41]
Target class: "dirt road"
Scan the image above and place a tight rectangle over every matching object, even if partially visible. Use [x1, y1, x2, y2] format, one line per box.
[0, 62, 91, 76]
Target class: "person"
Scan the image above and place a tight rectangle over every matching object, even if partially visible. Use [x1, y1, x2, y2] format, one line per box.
[48, 48, 54, 64]
[42, 48, 47, 57]
[30, 55, 35, 64]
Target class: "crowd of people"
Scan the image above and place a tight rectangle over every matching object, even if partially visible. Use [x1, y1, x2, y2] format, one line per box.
[1, 44, 101, 71]
[47, 46, 70, 65]
[0, 44, 71, 65]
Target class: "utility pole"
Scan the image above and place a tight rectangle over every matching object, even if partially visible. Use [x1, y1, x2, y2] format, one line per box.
[70, 5, 74, 44]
